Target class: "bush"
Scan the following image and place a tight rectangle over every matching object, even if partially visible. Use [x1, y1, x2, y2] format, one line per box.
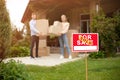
[91, 9, 119, 57]
[89, 51, 105, 59]
[8, 46, 30, 57]
[0, 59, 32, 80]
[13, 39, 30, 47]
[49, 33, 57, 39]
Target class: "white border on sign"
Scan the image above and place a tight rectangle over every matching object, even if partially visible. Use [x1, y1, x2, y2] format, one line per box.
[72, 33, 99, 52]
[74, 46, 97, 50]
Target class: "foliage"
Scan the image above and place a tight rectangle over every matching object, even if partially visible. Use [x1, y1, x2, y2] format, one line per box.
[91, 10, 119, 57]
[9, 34, 30, 58]
[11, 29, 23, 46]
[0, 59, 32, 80]
[49, 34, 57, 39]
[14, 39, 30, 47]
[0, 0, 11, 62]
[10, 24, 30, 58]
[89, 51, 105, 59]
[8, 46, 30, 57]
[23, 22, 31, 46]
[114, 11, 120, 48]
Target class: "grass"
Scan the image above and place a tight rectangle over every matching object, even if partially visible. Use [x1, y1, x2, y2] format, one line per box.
[26, 57, 120, 80]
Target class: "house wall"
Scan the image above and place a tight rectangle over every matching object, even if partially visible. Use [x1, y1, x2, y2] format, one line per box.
[46, 10, 62, 25]
[66, 7, 89, 31]
[36, 9, 47, 19]
[100, 0, 120, 14]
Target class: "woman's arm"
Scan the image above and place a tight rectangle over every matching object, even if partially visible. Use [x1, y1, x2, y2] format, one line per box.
[61, 23, 70, 34]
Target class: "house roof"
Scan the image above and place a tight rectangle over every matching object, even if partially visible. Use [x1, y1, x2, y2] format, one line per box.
[21, 0, 120, 23]
[21, 0, 90, 23]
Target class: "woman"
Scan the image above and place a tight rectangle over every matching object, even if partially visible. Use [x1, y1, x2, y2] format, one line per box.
[59, 14, 72, 59]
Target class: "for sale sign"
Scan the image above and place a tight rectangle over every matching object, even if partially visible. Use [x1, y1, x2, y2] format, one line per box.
[72, 33, 99, 52]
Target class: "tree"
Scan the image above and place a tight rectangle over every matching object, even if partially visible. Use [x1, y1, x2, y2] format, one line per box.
[0, 0, 11, 62]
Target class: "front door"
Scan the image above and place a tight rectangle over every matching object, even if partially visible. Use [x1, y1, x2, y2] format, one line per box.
[80, 14, 90, 33]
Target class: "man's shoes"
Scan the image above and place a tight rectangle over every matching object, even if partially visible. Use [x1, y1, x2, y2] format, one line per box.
[30, 56, 35, 58]
[36, 56, 41, 58]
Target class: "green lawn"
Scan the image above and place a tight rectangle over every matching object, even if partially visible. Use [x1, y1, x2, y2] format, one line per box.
[27, 57, 120, 80]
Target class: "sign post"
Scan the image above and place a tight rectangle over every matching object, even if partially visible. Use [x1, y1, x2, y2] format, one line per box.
[85, 52, 88, 80]
[72, 33, 99, 80]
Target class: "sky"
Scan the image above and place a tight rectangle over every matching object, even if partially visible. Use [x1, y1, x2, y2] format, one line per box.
[6, 0, 29, 30]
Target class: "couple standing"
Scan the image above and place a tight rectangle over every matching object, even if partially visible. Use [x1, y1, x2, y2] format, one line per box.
[29, 13, 72, 59]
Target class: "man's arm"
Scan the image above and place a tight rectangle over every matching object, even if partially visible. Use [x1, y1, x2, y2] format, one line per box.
[29, 21, 39, 34]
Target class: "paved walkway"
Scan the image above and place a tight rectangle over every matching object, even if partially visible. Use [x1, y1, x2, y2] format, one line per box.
[5, 54, 87, 66]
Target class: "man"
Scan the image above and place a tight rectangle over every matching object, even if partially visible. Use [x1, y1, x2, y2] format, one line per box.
[29, 12, 40, 58]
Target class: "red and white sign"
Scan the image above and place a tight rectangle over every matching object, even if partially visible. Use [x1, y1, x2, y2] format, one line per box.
[72, 33, 99, 52]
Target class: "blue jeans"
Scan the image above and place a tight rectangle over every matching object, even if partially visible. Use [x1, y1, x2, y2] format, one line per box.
[59, 34, 71, 55]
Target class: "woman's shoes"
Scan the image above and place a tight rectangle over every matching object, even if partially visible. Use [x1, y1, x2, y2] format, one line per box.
[60, 55, 64, 59]
[68, 55, 72, 59]
[60, 55, 72, 59]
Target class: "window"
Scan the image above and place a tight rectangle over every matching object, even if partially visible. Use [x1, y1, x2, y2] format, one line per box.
[80, 14, 90, 33]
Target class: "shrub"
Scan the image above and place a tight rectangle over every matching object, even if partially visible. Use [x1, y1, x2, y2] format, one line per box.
[114, 11, 120, 52]
[8, 46, 30, 57]
[89, 51, 105, 59]
[13, 39, 30, 47]
[11, 29, 23, 46]
[91, 9, 119, 57]
[49, 34, 57, 39]
[0, 59, 32, 80]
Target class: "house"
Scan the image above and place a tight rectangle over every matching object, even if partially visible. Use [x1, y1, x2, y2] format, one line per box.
[21, 0, 120, 47]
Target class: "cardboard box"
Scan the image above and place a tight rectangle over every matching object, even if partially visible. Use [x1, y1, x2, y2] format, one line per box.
[38, 47, 50, 56]
[50, 47, 60, 53]
[39, 36, 47, 40]
[49, 21, 63, 35]
[64, 47, 79, 58]
[36, 19, 49, 35]
[67, 30, 78, 47]
[39, 40, 47, 47]
[33, 47, 50, 57]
